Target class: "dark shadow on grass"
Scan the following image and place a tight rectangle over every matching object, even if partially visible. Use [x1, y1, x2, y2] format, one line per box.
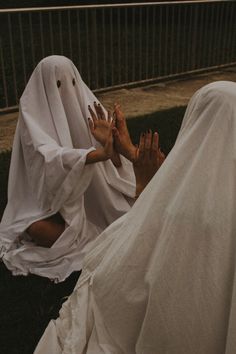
[127, 106, 186, 156]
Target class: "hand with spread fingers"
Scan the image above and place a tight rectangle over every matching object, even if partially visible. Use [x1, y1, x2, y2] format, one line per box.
[87, 102, 121, 166]
[88, 102, 113, 146]
[112, 103, 137, 162]
[133, 130, 165, 198]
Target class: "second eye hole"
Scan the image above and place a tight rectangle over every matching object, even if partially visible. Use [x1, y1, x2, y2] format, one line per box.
[72, 78, 76, 86]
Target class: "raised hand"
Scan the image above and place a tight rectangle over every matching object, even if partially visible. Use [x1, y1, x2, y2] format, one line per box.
[88, 102, 113, 146]
[133, 130, 165, 197]
[85, 102, 115, 164]
[112, 103, 137, 162]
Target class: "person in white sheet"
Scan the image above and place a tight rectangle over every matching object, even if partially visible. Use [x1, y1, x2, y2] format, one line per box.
[0, 55, 164, 283]
[35, 81, 236, 354]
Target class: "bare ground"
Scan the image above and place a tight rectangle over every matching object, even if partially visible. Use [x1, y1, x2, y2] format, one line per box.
[1, 66, 236, 152]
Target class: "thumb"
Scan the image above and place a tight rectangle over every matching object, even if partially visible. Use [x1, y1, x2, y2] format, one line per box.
[112, 126, 119, 137]
[88, 118, 94, 132]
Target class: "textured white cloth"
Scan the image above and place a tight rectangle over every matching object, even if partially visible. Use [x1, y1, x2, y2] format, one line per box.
[0, 55, 135, 282]
[35, 81, 236, 353]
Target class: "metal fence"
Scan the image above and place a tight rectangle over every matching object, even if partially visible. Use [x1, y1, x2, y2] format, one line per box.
[0, 0, 236, 113]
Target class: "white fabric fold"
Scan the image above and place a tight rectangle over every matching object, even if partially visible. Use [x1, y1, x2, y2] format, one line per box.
[0, 55, 135, 282]
[35, 81, 236, 353]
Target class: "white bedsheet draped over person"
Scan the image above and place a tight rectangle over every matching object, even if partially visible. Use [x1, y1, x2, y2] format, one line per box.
[0, 55, 135, 282]
[35, 81, 236, 354]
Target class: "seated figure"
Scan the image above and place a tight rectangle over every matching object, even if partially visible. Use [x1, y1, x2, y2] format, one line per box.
[0, 55, 156, 282]
[35, 81, 236, 354]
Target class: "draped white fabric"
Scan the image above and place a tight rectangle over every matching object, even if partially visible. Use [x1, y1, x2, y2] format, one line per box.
[0, 56, 135, 282]
[35, 81, 236, 353]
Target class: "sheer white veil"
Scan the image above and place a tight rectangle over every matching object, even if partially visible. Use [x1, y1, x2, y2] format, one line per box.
[36, 81, 236, 353]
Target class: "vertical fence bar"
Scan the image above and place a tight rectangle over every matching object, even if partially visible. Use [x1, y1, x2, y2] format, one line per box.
[125, 7, 128, 83]
[117, 7, 121, 84]
[158, 6, 162, 77]
[49, 11, 54, 53]
[212, 3, 220, 66]
[58, 11, 63, 55]
[39, 11, 45, 58]
[110, 7, 114, 86]
[176, 4, 182, 73]
[181, 4, 187, 73]
[76, 10, 82, 74]
[19, 13, 27, 86]
[143, 6, 149, 79]
[192, 4, 198, 70]
[197, 4, 204, 69]
[0, 37, 8, 108]
[231, 2, 236, 63]
[132, 7, 136, 82]
[164, 5, 169, 75]
[187, 5, 193, 71]
[217, 2, 224, 65]
[29, 12, 36, 68]
[92, 9, 98, 88]
[102, 8, 106, 87]
[145, 6, 149, 79]
[221, 2, 229, 64]
[8, 13, 18, 103]
[208, 3, 215, 68]
[203, 4, 209, 69]
[152, 5, 156, 77]
[139, 6, 142, 80]
[85, 9, 91, 86]
[206, 3, 212, 67]
[170, 5, 175, 74]
[229, 2, 235, 63]
[213, 4, 218, 66]
[224, 1, 232, 63]
[68, 10, 73, 60]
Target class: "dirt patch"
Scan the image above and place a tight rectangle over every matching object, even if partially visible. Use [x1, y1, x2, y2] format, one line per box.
[1, 66, 236, 152]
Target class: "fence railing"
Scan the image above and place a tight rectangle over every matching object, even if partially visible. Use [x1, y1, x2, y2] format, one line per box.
[0, 1, 236, 113]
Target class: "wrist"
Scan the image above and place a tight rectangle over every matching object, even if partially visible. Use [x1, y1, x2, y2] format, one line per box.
[86, 148, 109, 164]
[135, 183, 144, 198]
[127, 145, 138, 162]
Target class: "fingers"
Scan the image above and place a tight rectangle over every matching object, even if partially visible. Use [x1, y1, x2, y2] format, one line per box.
[88, 118, 94, 133]
[112, 126, 119, 137]
[138, 132, 145, 159]
[113, 103, 124, 122]
[88, 105, 97, 126]
[88, 102, 106, 124]
[152, 132, 159, 152]
[107, 110, 113, 123]
[94, 102, 106, 120]
[157, 149, 166, 165]
[138, 130, 161, 161]
[145, 130, 152, 151]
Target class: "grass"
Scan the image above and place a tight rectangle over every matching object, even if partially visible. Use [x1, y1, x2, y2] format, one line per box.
[0, 105, 185, 354]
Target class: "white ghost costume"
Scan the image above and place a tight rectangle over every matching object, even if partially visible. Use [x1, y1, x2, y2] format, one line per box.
[35, 81, 236, 354]
[0, 56, 135, 282]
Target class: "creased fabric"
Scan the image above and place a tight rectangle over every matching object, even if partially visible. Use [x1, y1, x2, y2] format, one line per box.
[35, 81, 236, 353]
[0, 56, 135, 282]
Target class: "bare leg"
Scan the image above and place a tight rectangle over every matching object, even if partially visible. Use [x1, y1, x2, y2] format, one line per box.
[27, 213, 65, 248]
